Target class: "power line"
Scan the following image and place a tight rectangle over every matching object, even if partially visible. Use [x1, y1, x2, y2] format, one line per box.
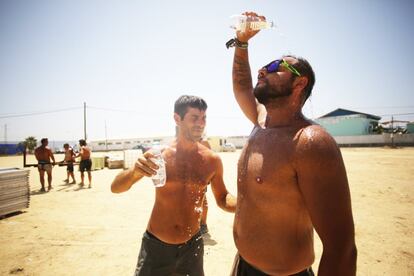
[352, 105, 414, 110]
[0, 106, 82, 119]
[379, 112, 414, 117]
[87, 106, 136, 113]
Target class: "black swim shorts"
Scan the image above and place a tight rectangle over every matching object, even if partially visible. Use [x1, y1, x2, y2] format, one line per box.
[79, 159, 92, 172]
[230, 254, 314, 276]
[67, 162, 74, 172]
[134, 230, 204, 276]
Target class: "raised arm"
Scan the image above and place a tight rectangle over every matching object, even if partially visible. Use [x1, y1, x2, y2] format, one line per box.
[232, 12, 267, 126]
[296, 126, 357, 275]
[111, 151, 158, 193]
[209, 154, 236, 212]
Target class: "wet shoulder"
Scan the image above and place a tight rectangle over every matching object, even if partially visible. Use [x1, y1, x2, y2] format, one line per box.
[294, 124, 339, 156]
[199, 140, 211, 150]
[199, 143, 221, 164]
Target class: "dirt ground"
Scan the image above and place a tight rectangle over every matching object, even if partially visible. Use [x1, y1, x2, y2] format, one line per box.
[0, 147, 413, 276]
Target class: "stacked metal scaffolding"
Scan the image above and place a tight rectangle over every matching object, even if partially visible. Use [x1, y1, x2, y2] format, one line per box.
[0, 168, 30, 216]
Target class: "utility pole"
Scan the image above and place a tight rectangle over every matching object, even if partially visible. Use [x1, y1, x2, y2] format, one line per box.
[391, 115, 394, 148]
[4, 124, 7, 144]
[84, 102, 87, 141]
[105, 120, 108, 151]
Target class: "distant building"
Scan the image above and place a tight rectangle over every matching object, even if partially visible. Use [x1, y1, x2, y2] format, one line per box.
[407, 122, 414, 134]
[90, 135, 249, 152]
[315, 108, 414, 147]
[89, 136, 175, 151]
[315, 108, 381, 136]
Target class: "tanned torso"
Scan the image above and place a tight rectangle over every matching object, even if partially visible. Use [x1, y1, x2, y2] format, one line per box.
[234, 122, 315, 275]
[147, 143, 218, 244]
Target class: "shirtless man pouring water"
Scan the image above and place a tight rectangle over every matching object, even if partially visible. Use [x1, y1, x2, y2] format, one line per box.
[228, 11, 357, 276]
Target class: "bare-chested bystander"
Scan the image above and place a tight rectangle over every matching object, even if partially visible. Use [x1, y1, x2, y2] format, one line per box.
[34, 138, 56, 192]
[76, 139, 92, 188]
[62, 143, 76, 184]
[111, 95, 236, 276]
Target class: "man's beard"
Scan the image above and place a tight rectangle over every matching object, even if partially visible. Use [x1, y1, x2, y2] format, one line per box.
[253, 79, 292, 105]
[183, 128, 203, 142]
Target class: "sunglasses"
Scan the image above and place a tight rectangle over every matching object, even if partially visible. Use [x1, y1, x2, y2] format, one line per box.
[264, 59, 301, 77]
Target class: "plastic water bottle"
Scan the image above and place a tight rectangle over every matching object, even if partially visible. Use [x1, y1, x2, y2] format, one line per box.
[230, 15, 275, 32]
[150, 145, 166, 187]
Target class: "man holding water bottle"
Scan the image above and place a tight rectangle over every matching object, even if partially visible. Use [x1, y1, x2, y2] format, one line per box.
[111, 95, 236, 276]
[228, 11, 357, 276]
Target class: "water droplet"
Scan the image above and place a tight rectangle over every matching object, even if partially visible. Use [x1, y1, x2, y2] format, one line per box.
[256, 176, 263, 184]
[238, 178, 242, 183]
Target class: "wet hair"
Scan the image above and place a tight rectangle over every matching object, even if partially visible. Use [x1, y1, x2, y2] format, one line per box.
[41, 138, 48, 144]
[174, 95, 208, 119]
[79, 139, 87, 146]
[285, 55, 315, 102]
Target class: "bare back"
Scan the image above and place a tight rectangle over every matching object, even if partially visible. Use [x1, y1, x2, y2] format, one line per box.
[147, 143, 219, 244]
[35, 146, 54, 163]
[234, 123, 316, 275]
[80, 146, 91, 160]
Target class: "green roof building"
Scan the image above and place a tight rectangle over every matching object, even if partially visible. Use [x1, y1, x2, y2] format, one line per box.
[315, 108, 381, 136]
[407, 122, 414, 134]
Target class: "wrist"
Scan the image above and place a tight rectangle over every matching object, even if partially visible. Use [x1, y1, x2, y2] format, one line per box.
[226, 38, 248, 49]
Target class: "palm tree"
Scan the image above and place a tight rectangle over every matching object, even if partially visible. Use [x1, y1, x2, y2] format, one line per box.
[23, 136, 37, 153]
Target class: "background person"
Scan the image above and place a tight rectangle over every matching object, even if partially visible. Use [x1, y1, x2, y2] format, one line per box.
[76, 139, 92, 188]
[34, 138, 56, 192]
[61, 143, 76, 184]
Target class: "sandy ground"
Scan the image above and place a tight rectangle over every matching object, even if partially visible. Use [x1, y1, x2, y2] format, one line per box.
[0, 148, 413, 276]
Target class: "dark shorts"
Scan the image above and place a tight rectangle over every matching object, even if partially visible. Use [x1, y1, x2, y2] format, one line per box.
[134, 230, 204, 276]
[38, 162, 52, 172]
[67, 162, 74, 172]
[231, 254, 314, 276]
[79, 159, 92, 172]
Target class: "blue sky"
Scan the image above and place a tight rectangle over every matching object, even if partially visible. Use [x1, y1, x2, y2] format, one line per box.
[1, 0, 413, 142]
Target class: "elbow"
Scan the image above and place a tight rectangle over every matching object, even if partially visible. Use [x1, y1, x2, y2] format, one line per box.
[323, 241, 358, 274]
[216, 196, 228, 212]
[349, 243, 358, 268]
[341, 243, 358, 275]
[217, 193, 236, 213]
[111, 182, 123, 193]
[110, 184, 118, 193]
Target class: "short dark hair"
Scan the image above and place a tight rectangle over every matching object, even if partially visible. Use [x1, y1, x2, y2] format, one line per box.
[285, 55, 315, 102]
[174, 95, 208, 119]
[63, 143, 69, 147]
[41, 138, 48, 144]
[79, 139, 87, 146]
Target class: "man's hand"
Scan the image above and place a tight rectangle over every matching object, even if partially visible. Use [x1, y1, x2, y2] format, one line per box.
[111, 150, 160, 194]
[133, 151, 159, 178]
[236, 11, 266, 42]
